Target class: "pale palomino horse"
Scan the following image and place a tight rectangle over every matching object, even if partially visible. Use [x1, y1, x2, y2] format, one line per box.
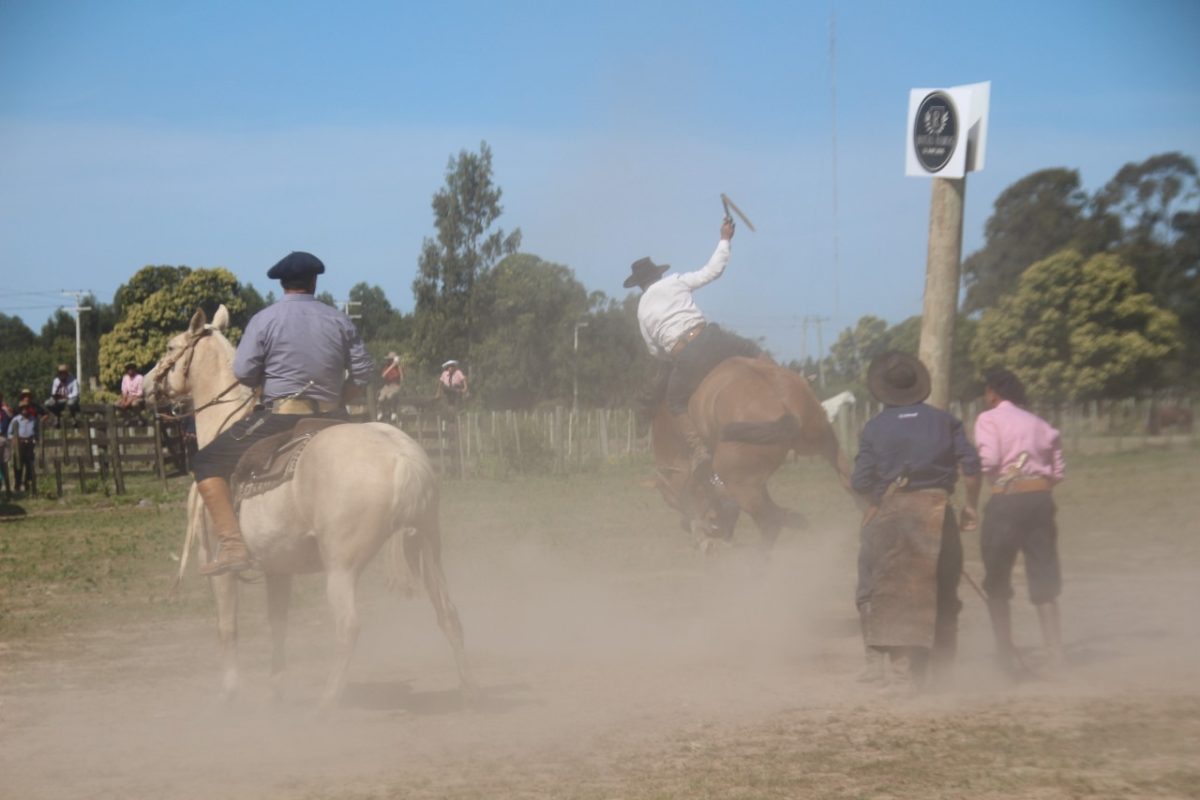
[147, 305, 474, 711]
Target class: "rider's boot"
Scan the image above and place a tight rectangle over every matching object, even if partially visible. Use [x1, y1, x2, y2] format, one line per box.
[673, 412, 712, 481]
[196, 477, 252, 576]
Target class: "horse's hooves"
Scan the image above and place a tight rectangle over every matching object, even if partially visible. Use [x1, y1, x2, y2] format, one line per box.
[699, 536, 733, 556]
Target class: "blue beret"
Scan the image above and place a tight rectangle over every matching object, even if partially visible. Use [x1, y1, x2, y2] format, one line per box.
[267, 251, 325, 281]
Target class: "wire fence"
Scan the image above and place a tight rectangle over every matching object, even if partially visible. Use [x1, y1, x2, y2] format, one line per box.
[4, 396, 1192, 500]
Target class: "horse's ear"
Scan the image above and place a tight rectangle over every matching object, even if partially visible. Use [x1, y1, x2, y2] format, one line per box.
[187, 308, 207, 335]
[212, 304, 230, 332]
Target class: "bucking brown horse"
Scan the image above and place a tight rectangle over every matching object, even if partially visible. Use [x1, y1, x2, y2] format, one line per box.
[651, 356, 853, 551]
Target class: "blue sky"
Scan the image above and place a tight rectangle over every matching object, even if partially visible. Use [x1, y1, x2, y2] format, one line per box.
[2, 0, 1198, 361]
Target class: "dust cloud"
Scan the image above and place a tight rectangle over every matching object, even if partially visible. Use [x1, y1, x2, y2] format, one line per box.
[2, 471, 1197, 799]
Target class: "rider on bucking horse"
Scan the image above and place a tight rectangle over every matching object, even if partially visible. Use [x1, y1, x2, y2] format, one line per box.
[625, 216, 742, 482]
[190, 251, 374, 576]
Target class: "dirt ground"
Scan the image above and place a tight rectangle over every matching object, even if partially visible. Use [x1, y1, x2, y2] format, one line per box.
[1, 447, 1198, 799]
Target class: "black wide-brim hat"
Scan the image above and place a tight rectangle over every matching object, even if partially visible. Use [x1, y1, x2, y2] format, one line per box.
[267, 251, 326, 281]
[623, 257, 669, 289]
[866, 351, 932, 407]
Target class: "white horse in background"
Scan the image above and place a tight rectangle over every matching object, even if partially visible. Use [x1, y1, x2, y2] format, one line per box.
[148, 305, 474, 711]
[820, 390, 856, 423]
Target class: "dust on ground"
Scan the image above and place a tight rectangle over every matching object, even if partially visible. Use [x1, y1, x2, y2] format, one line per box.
[1, 452, 1198, 799]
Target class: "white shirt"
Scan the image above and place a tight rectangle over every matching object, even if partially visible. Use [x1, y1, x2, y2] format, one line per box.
[637, 240, 730, 360]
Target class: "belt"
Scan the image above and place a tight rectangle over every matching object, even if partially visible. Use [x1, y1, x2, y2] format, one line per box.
[992, 477, 1052, 495]
[669, 323, 707, 357]
[271, 398, 339, 415]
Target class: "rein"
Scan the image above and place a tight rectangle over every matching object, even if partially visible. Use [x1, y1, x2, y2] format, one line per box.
[155, 325, 255, 435]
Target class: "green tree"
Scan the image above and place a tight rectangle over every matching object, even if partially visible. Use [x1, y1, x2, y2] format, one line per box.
[411, 142, 521, 370]
[962, 168, 1090, 312]
[98, 267, 249, 386]
[0, 313, 50, 401]
[973, 250, 1181, 404]
[827, 315, 890, 386]
[38, 293, 117, 392]
[348, 282, 409, 342]
[113, 266, 192, 318]
[470, 254, 588, 408]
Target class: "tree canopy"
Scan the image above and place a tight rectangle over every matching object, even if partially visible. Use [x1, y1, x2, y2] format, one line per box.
[972, 250, 1180, 404]
[410, 142, 521, 370]
[98, 267, 249, 386]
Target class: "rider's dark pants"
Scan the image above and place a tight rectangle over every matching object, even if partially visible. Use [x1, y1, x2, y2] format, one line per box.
[665, 325, 753, 415]
[191, 407, 345, 482]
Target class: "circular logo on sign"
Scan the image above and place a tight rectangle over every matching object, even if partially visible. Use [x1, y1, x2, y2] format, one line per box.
[913, 91, 958, 173]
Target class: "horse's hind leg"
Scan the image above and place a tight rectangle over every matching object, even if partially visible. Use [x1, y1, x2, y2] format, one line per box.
[266, 572, 293, 705]
[416, 518, 476, 702]
[319, 567, 361, 713]
[210, 572, 239, 703]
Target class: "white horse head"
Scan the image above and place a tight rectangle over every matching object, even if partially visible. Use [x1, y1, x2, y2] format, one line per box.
[145, 305, 234, 407]
[820, 390, 856, 423]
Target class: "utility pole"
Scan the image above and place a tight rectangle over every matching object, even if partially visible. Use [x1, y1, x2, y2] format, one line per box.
[62, 290, 91, 387]
[917, 177, 966, 410]
[799, 314, 830, 387]
[573, 321, 589, 413]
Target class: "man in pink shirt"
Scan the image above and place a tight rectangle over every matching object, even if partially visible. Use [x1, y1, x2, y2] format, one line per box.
[117, 362, 145, 411]
[974, 368, 1067, 675]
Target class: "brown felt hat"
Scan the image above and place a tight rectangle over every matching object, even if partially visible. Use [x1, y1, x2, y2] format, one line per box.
[866, 351, 931, 407]
[623, 257, 669, 289]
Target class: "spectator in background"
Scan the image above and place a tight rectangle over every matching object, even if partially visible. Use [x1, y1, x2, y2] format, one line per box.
[117, 362, 145, 413]
[0, 393, 11, 497]
[438, 360, 468, 407]
[46, 364, 81, 421]
[8, 402, 39, 495]
[16, 388, 43, 416]
[377, 351, 405, 422]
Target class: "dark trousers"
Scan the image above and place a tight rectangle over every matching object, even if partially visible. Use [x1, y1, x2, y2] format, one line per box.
[981, 491, 1061, 605]
[191, 408, 344, 482]
[665, 325, 755, 415]
[14, 440, 36, 492]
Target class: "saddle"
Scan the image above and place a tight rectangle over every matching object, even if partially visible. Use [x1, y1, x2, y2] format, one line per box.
[230, 417, 347, 507]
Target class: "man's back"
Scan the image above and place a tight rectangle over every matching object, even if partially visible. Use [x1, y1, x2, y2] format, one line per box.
[234, 294, 371, 404]
[853, 402, 979, 501]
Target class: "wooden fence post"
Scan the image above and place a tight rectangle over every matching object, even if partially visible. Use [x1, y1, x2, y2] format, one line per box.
[152, 415, 167, 490]
[53, 458, 63, 498]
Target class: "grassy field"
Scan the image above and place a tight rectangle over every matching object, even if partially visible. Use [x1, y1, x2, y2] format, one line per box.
[1, 444, 1198, 799]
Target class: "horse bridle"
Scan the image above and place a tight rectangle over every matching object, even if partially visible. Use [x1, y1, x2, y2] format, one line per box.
[154, 325, 253, 426]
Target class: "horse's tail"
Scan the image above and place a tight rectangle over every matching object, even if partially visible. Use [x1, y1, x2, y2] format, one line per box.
[719, 413, 802, 447]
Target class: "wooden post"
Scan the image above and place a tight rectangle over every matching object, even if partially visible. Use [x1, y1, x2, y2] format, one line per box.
[53, 458, 63, 498]
[77, 456, 87, 493]
[152, 415, 167, 490]
[917, 176, 966, 410]
[106, 406, 127, 494]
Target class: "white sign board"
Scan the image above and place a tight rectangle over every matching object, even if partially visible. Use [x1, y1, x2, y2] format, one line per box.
[905, 81, 990, 178]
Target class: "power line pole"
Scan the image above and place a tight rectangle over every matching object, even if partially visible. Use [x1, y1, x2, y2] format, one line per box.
[62, 290, 92, 386]
[799, 314, 830, 387]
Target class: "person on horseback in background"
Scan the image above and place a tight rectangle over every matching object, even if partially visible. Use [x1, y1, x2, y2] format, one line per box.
[625, 217, 738, 481]
[190, 251, 373, 576]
